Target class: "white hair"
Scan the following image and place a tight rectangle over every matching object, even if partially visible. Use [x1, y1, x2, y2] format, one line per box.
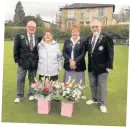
[26, 21, 36, 26]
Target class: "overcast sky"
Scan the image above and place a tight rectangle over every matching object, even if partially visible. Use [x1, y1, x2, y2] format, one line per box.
[5, 0, 129, 23]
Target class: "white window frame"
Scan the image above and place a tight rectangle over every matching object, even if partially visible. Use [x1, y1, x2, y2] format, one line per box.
[98, 8, 104, 16]
[67, 10, 74, 18]
[80, 9, 84, 18]
[67, 20, 75, 28]
[86, 9, 90, 17]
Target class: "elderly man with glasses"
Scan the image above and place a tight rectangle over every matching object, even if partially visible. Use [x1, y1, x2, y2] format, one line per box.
[13, 21, 42, 103]
[85, 19, 114, 113]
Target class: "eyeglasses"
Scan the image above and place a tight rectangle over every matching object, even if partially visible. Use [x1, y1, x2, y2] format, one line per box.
[91, 26, 99, 29]
[27, 26, 36, 29]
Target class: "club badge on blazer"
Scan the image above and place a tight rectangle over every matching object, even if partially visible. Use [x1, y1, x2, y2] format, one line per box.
[98, 46, 104, 51]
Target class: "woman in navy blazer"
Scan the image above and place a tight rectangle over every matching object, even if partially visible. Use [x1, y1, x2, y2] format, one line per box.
[62, 25, 86, 85]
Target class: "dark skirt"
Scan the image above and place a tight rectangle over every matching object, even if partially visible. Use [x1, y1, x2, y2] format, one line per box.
[63, 70, 85, 86]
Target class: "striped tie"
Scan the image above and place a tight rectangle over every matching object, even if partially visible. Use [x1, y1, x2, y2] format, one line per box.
[30, 35, 33, 51]
[91, 36, 96, 52]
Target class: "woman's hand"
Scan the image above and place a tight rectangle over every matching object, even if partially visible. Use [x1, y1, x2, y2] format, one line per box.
[70, 60, 76, 70]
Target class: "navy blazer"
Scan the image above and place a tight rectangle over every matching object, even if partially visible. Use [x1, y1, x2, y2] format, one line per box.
[86, 32, 114, 74]
[62, 38, 86, 72]
[13, 32, 42, 69]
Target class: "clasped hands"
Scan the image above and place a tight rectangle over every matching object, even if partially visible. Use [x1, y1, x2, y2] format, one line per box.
[69, 59, 76, 70]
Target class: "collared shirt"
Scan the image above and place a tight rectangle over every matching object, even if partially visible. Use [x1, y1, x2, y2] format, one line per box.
[70, 36, 80, 45]
[27, 33, 35, 47]
[70, 36, 80, 60]
[91, 33, 100, 52]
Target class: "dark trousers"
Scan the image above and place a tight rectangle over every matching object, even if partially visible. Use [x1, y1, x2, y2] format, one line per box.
[16, 65, 36, 98]
[39, 75, 58, 81]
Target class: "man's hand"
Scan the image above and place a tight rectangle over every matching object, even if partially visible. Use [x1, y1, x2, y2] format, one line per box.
[106, 68, 112, 73]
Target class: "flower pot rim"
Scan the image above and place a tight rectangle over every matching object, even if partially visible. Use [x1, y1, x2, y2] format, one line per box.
[62, 101, 75, 104]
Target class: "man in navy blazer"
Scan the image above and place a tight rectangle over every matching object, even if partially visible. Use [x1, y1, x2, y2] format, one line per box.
[13, 21, 42, 103]
[85, 19, 114, 113]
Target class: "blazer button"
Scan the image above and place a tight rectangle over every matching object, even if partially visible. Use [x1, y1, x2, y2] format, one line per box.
[29, 58, 31, 60]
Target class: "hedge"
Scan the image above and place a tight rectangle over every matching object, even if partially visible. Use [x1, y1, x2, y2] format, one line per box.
[4, 25, 129, 40]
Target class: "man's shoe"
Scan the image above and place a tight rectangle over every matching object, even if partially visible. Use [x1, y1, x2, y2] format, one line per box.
[14, 97, 23, 103]
[29, 96, 34, 101]
[100, 106, 107, 113]
[86, 100, 97, 105]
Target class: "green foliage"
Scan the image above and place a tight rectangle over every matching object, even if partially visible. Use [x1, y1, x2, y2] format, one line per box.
[5, 20, 14, 26]
[23, 16, 37, 26]
[22, 15, 44, 27]
[4, 27, 25, 38]
[4, 25, 129, 40]
[102, 25, 129, 39]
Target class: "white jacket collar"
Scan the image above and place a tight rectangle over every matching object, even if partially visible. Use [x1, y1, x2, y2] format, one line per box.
[70, 36, 80, 44]
[40, 39, 57, 45]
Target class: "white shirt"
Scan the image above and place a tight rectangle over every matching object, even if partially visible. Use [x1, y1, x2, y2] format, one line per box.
[70, 36, 80, 60]
[27, 33, 35, 47]
[91, 33, 100, 52]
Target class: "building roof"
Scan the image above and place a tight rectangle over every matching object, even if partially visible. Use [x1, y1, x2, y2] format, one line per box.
[60, 3, 115, 12]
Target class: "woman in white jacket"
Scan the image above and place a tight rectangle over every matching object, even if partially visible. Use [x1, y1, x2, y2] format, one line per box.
[37, 29, 62, 81]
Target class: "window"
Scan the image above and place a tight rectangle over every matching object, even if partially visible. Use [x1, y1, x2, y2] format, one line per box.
[67, 10, 74, 18]
[86, 9, 90, 17]
[81, 10, 84, 18]
[67, 20, 75, 28]
[80, 22, 84, 26]
[86, 21, 90, 24]
[98, 8, 104, 16]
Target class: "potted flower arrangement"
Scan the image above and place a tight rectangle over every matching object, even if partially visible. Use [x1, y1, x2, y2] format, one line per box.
[31, 77, 56, 114]
[54, 76, 86, 117]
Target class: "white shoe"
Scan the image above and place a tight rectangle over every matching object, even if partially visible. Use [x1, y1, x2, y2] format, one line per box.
[86, 100, 97, 105]
[14, 97, 23, 103]
[100, 106, 107, 113]
[29, 96, 34, 101]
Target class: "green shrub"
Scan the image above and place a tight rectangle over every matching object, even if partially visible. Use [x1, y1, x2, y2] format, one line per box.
[4, 25, 129, 40]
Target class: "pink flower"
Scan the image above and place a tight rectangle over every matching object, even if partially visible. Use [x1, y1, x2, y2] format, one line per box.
[64, 83, 68, 87]
[72, 82, 76, 86]
[43, 86, 52, 91]
[31, 82, 39, 88]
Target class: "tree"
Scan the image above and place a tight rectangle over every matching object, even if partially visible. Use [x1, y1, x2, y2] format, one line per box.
[56, 12, 61, 29]
[124, 6, 130, 21]
[119, 6, 130, 22]
[36, 14, 43, 27]
[13, 1, 25, 26]
[5, 20, 13, 26]
[23, 16, 37, 26]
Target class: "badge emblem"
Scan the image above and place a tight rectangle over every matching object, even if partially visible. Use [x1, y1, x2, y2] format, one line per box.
[98, 46, 103, 51]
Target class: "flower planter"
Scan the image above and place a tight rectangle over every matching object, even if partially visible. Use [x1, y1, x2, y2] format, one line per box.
[37, 100, 51, 114]
[61, 101, 74, 117]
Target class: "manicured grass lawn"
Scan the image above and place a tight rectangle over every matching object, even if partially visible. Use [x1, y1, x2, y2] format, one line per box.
[2, 41, 128, 126]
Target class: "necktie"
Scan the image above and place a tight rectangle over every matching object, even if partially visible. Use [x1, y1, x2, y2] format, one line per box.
[91, 36, 96, 52]
[30, 35, 33, 50]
